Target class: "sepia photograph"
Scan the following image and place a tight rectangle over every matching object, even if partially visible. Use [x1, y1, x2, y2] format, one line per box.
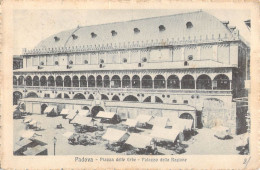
[12, 8, 251, 156]
[1, 1, 259, 169]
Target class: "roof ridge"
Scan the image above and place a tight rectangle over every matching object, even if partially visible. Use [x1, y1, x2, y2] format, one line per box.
[76, 10, 203, 29]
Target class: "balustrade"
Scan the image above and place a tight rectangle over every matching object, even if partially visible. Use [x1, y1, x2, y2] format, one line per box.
[13, 85, 232, 95]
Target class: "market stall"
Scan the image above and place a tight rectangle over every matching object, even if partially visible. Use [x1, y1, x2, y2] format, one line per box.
[135, 114, 153, 128]
[96, 111, 120, 124]
[149, 116, 171, 128]
[23, 145, 48, 156]
[44, 106, 57, 116]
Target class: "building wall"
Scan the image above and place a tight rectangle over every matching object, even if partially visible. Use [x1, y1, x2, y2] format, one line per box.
[22, 43, 239, 68]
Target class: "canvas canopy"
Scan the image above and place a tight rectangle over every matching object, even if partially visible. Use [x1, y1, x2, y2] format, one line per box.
[150, 127, 180, 142]
[71, 115, 94, 126]
[96, 111, 116, 119]
[14, 144, 23, 153]
[78, 110, 90, 117]
[19, 131, 36, 139]
[16, 138, 33, 147]
[44, 106, 55, 114]
[60, 109, 70, 115]
[171, 118, 193, 131]
[135, 114, 153, 124]
[212, 126, 230, 138]
[126, 133, 153, 148]
[102, 128, 129, 143]
[66, 109, 78, 120]
[63, 131, 74, 138]
[23, 117, 32, 123]
[14, 109, 22, 116]
[122, 119, 138, 127]
[149, 116, 171, 128]
[28, 120, 38, 126]
[23, 145, 47, 155]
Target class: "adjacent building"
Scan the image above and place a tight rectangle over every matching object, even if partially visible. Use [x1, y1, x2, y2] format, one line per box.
[13, 11, 250, 134]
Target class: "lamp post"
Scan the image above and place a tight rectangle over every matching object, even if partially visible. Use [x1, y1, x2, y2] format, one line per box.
[53, 137, 57, 156]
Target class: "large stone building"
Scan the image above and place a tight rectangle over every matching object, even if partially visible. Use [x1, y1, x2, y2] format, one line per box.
[13, 11, 250, 134]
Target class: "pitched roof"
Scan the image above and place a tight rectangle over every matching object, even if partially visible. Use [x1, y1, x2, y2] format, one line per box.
[34, 11, 234, 50]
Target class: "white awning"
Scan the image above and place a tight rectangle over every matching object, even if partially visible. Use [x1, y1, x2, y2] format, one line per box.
[136, 114, 153, 124]
[149, 116, 171, 128]
[19, 130, 36, 139]
[150, 127, 180, 142]
[122, 119, 138, 127]
[62, 131, 74, 138]
[126, 133, 153, 148]
[96, 111, 116, 119]
[23, 117, 32, 123]
[60, 109, 70, 115]
[71, 115, 94, 126]
[66, 109, 78, 120]
[23, 145, 47, 155]
[172, 118, 193, 131]
[78, 110, 90, 117]
[28, 120, 38, 126]
[44, 106, 55, 114]
[15, 138, 33, 147]
[212, 126, 230, 138]
[102, 128, 129, 143]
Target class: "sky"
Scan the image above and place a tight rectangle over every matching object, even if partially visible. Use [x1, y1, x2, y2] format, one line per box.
[13, 9, 250, 55]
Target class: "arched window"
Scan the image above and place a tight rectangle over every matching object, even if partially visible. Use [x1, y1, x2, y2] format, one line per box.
[18, 76, 24, 86]
[134, 28, 140, 34]
[186, 22, 193, 29]
[56, 93, 62, 98]
[122, 75, 130, 88]
[64, 76, 71, 87]
[33, 76, 39, 86]
[56, 76, 63, 87]
[111, 75, 121, 88]
[101, 94, 109, 100]
[142, 75, 153, 88]
[213, 74, 230, 90]
[154, 75, 166, 89]
[179, 113, 194, 127]
[132, 75, 140, 88]
[26, 92, 38, 98]
[64, 93, 70, 99]
[80, 76, 87, 87]
[82, 106, 89, 110]
[143, 96, 151, 102]
[112, 95, 120, 101]
[196, 74, 212, 89]
[96, 75, 103, 87]
[104, 75, 110, 88]
[72, 76, 79, 87]
[88, 75, 95, 87]
[123, 95, 139, 102]
[155, 96, 163, 103]
[159, 25, 166, 32]
[40, 76, 47, 86]
[73, 93, 86, 99]
[48, 76, 55, 86]
[88, 94, 94, 100]
[181, 75, 195, 89]
[167, 75, 180, 89]
[13, 76, 17, 86]
[25, 76, 32, 86]
[13, 91, 22, 105]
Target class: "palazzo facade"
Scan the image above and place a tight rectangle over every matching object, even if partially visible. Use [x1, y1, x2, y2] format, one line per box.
[13, 11, 250, 134]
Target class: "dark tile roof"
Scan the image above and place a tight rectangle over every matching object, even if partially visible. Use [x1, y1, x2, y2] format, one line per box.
[34, 11, 233, 50]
